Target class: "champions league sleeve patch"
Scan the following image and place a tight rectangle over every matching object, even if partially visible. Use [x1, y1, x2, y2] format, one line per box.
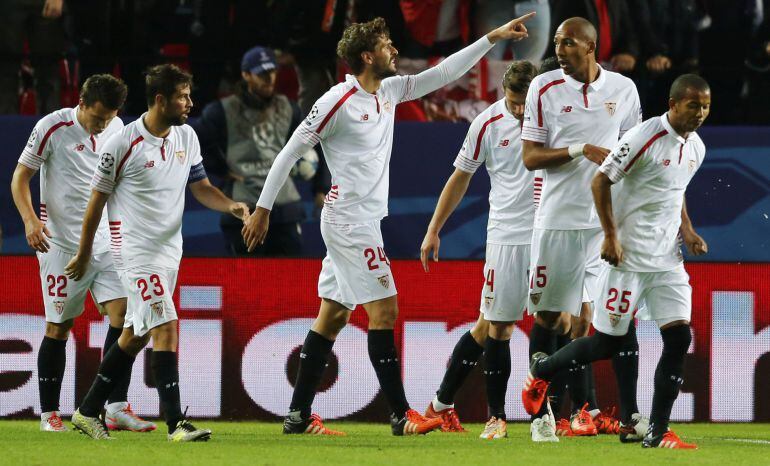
[98, 153, 115, 174]
[304, 105, 320, 126]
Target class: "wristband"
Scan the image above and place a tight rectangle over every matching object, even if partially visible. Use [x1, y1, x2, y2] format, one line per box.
[568, 143, 586, 159]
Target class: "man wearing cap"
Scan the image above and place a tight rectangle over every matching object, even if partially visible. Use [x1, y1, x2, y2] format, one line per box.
[193, 46, 310, 256]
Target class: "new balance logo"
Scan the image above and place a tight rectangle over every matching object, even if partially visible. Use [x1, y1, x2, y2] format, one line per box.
[561, 106, 572, 113]
[499, 139, 509, 147]
[360, 114, 369, 121]
[144, 160, 155, 168]
[74, 144, 85, 151]
[663, 160, 671, 166]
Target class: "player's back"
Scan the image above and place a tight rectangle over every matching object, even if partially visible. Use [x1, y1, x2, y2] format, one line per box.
[521, 67, 641, 230]
[456, 99, 534, 245]
[19, 107, 123, 254]
[91, 115, 202, 270]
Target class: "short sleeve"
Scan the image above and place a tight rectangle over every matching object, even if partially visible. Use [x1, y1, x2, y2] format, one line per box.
[189, 130, 203, 166]
[295, 87, 356, 146]
[18, 118, 56, 170]
[521, 77, 548, 143]
[90, 133, 126, 194]
[453, 113, 496, 174]
[619, 82, 643, 139]
[599, 125, 649, 183]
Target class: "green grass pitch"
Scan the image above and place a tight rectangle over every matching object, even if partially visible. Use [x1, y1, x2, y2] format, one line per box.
[2, 421, 769, 465]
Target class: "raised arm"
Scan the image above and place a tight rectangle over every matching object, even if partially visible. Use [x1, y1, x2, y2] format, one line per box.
[407, 12, 536, 100]
[420, 169, 473, 271]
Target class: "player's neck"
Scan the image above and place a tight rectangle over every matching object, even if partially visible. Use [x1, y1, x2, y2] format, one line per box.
[355, 71, 381, 94]
[572, 62, 600, 84]
[665, 112, 691, 139]
[143, 110, 172, 139]
[75, 107, 90, 135]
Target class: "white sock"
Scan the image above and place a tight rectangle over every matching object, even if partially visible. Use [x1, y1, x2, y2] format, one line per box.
[432, 396, 453, 411]
[106, 401, 128, 414]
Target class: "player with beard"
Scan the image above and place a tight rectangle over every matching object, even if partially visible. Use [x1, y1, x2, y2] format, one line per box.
[243, 14, 536, 436]
[522, 74, 711, 450]
[66, 64, 249, 441]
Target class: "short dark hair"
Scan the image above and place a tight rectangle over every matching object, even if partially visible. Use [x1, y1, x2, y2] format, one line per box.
[538, 57, 560, 74]
[80, 74, 127, 110]
[145, 64, 193, 107]
[336, 17, 390, 75]
[670, 74, 710, 101]
[502, 60, 537, 94]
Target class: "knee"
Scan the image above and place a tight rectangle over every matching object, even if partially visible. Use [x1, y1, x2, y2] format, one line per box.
[488, 321, 515, 340]
[313, 309, 350, 339]
[119, 331, 150, 356]
[661, 323, 691, 355]
[469, 315, 489, 345]
[570, 317, 591, 339]
[102, 298, 127, 325]
[368, 308, 397, 329]
[45, 320, 73, 340]
[150, 322, 178, 351]
[535, 311, 561, 330]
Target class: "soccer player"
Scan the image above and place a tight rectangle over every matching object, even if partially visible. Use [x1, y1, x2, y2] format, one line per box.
[65, 65, 249, 441]
[520, 17, 645, 438]
[522, 73, 710, 450]
[10, 74, 155, 433]
[419, 60, 560, 442]
[242, 14, 536, 436]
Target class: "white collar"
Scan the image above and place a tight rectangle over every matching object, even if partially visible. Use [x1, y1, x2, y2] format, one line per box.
[660, 113, 690, 144]
[136, 113, 167, 146]
[562, 64, 607, 92]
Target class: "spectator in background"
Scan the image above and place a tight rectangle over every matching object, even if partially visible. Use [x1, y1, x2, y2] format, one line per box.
[399, 0, 470, 58]
[0, 0, 67, 114]
[193, 47, 312, 256]
[549, 0, 639, 74]
[628, 0, 702, 117]
[473, 0, 550, 63]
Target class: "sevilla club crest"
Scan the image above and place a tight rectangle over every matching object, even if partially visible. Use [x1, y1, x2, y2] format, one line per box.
[604, 102, 617, 116]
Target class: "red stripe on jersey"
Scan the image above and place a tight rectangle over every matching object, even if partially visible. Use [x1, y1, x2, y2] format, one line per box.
[316, 87, 358, 134]
[624, 130, 668, 172]
[90, 135, 96, 152]
[582, 83, 589, 108]
[116, 136, 145, 176]
[473, 114, 504, 160]
[37, 121, 74, 156]
[375, 95, 380, 114]
[678, 143, 683, 164]
[537, 79, 565, 127]
[109, 221, 121, 225]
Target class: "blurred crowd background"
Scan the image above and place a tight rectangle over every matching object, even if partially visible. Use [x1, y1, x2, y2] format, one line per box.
[4, 0, 770, 124]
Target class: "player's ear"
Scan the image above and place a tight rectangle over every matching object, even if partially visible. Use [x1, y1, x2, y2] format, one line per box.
[668, 97, 676, 112]
[361, 50, 374, 66]
[586, 40, 596, 56]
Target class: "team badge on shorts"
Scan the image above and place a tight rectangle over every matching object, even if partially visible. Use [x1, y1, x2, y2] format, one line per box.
[604, 102, 617, 116]
[530, 293, 542, 305]
[377, 275, 390, 289]
[53, 300, 65, 315]
[608, 313, 621, 327]
[175, 150, 186, 163]
[688, 159, 696, 173]
[150, 301, 165, 318]
[484, 296, 494, 308]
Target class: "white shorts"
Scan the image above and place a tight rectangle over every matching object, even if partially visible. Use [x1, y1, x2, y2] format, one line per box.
[120, 266, 179, 337]
[37, 245, 125, 323]
[592, 264, 692, 336]
[318, 221, 397, 310]
[529, 228, 602, 316]
[480, 243, 530, 322]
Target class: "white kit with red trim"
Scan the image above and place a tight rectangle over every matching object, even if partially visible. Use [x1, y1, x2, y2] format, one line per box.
[18, 107, 123, 254]
[521, 66, 642, 230]
[599, 114, 706, 272]
[295, 73, 422, 224]
[91, 114, 203, 270]
[453, 98, 534, 245]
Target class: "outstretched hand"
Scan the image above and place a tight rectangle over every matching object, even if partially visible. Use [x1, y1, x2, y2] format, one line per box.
[487, 12, 536, 44]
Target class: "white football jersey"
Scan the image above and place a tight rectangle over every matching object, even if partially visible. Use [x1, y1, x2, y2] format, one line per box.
[18, 107, 123, 254]
[91, 114, 203, 270]
[599, 114, 706, 272]
[297, 74, 423, 224]
[453, 99, 534, 245]
[521, 66, 642, 230]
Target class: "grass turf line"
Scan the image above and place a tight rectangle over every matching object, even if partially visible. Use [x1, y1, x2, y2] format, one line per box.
[2, 421, 768, 465]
